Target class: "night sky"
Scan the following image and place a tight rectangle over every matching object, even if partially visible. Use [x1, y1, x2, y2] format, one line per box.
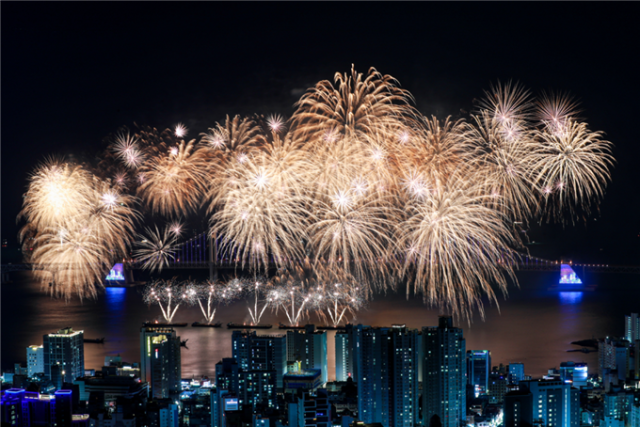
[2, 3, 639, 265]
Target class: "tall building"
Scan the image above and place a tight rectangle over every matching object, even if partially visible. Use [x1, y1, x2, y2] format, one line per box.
[0, 388, 75, 427]
[508, 363, 525, 384]
[423, 316, 466, 427]
[287, 325, 328, 385]
[26, 345, 44, 377]
[159, 403, 179, 427]
[599, 337, 618, 379]
[140, 327, 181, 398]
[467, 350, 491, 396]
[231, 331, 286, 391]
[335, 327, 353, 382]
[43, 327, 84, 384]
[351, 325, 420, 427]
[519, 379, 580, 427]
[625, 313, 639, 342]
[504, 387, 533, 427]
[603, 390, 634, 427]
[635, 340, 640, 380]
[215, 358, 277, 411]
[559, 362, 588, 388]
[288, 389, 331, 427]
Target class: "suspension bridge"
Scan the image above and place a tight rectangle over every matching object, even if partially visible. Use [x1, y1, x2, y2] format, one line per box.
[2, 231, 639, 284]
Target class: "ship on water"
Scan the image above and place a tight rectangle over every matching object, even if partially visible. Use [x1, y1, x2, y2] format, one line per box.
[549, 263, 596, 291]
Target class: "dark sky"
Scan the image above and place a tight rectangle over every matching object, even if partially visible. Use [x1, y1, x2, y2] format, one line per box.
[2, 3, 639, 264]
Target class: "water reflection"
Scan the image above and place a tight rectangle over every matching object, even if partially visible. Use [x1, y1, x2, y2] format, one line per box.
[559, 292, 583, 305]
[105, 287, 126, 307]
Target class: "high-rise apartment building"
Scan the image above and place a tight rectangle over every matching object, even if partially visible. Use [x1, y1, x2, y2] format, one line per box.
[467, 350, 491, 396]
[518, 379, 580, 427]
[559, 362, 588, 388]
[423, 316, 466, 427]
[625, 313, 639, 342]
[43, 327, 84, 384]
[288, 389, 331, 427]
[286, 325, 328, 385]
[504, 387, 533, 427]
[350, 325, 420, 427]
[140, 327, 181, 399]
[26, 345, 44, 377]
[508, 363, 525, 384]
[335, 326, 353, 382]
[231, 331, 286, 391]
[215, 358, 277, 411]
[603, 390, 634, 427]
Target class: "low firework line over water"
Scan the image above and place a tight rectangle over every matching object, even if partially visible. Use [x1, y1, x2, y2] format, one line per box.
[17, 66, 614, 320]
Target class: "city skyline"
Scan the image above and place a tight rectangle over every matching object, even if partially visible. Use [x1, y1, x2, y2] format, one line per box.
[2, 3, 639, 427]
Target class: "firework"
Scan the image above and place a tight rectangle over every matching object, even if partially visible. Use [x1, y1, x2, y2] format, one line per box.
[138, 139, 210, 217]
[187, 280, 241, 324]
[111, 132, 144, 169]
[134, 226, 178, 272]
[530, 119, 614, 222]
[397, 116, 470, 197]
[291, 65, 417, 145]
[311, 267, 365, 327]
[397, 176, 518, 319]
[210, 148, 311, 271]
[463, 111, 537, 221]
[18, 67, 616, 321]
[535, 92, 581, 137]
[19, 159, 95, 230]
[269, 266, 313, 326]
[242, 277, 271, 325]
[32, 225, 110, 300]
[308, 189, 398, 287]
[19, 159, 139, 299]
[478, 81, 532, 127]
[175, 123, 188, 138]
[143, 279, 196, 322]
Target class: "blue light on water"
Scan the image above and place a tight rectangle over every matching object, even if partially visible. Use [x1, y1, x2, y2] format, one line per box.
[106, 287, 126, 306]
[559, 291, 583, 305]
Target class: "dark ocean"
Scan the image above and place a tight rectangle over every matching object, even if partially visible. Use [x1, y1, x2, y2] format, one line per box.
[2, 270, 639, 380]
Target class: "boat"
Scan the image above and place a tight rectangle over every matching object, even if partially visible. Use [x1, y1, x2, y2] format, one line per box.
[143, 322, 189, 327]
[548, 264, 596, 291]
[192, 321, 222, 328]
[83, 337, 105, 344]
[227, 323, 272, 329]
[279, 323, 305, 330]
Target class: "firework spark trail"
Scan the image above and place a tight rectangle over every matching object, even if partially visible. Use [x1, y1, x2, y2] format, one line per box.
[397, 175, 519, 320]
[138, 139, 210, 217]
[310, 267, 365, 327]
[240, 278, 271, 325]
[188, 280, 241, 324]
[143, 279, 196, 322]
[308, 190, 399, 289]
[530, 120, 614, 222]
[463, 111, 538, 221]
[211, 148, 311, 271]
[269, 266, 316, 326]
[19, 160, 95, 231]
[134, 226, 178, 272]
[291, 65, 418, 145]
